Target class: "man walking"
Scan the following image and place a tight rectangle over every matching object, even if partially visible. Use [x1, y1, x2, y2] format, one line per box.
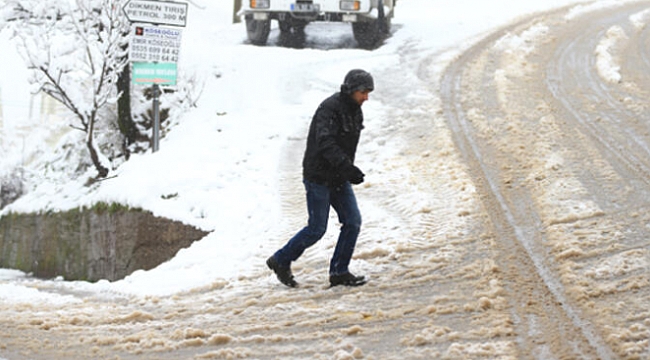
[267, 69, 374, 288]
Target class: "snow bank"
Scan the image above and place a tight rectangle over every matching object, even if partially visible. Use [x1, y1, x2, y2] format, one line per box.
[595, 25, 628, 83]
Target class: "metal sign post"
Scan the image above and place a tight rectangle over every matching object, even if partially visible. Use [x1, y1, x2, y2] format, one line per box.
[152, 84, 161, 152]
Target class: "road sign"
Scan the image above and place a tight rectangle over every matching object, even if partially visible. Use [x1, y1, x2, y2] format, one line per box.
[132, 62, 178, 85]
[123, 0, 188, 27]
[129, 24, 182, 63]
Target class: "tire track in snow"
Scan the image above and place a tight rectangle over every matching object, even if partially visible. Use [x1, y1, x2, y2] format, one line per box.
[546, 5, 650, 189]
[442, 2, 650, 359]
[440, 5, 617, 360]
[540, 3, 650, 359]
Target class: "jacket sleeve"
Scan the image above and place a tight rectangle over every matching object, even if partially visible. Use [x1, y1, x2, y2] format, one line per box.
[313, 105, 352, 170]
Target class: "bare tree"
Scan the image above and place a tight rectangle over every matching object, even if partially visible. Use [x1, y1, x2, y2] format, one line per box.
[2, 0, 130, 178]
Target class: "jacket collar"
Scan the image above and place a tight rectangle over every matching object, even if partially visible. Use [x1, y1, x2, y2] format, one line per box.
[338, 92, 361, 110]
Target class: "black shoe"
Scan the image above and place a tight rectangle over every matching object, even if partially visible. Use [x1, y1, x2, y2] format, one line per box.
[266, 256, 298, 288]
[330, 272, 366, 287]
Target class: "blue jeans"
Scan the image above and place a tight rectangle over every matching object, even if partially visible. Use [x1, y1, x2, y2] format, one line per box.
[274, 179, 362, 276]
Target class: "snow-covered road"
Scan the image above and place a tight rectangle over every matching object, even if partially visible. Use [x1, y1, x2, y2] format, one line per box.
[442, 1, 650, 358]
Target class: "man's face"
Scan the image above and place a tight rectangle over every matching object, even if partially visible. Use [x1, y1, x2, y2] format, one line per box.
[351, 89, 372, 106]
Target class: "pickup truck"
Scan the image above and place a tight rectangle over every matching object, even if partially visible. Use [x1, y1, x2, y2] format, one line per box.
[238, 0, 395, 48]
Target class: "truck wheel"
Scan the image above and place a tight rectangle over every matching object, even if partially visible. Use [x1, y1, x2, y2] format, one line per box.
[246, 16, 270, 45]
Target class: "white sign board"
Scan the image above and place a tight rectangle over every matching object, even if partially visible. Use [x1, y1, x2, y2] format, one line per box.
[130, 25, 182, 63]
[123, 0, 188, 27]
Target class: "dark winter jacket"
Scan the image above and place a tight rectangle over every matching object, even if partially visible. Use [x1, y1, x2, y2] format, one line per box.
[302, 92, 364, 187]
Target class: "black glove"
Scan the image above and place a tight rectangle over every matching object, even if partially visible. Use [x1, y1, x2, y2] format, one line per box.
[342, 165, 365, 185]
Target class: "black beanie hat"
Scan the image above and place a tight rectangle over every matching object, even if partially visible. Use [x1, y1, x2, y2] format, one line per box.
[341, 69, 374, 94]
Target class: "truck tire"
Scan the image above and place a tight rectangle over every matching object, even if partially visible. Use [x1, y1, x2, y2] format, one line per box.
[246, 16, 270, 45]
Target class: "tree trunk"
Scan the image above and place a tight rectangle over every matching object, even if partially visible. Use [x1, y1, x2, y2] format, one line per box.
[117, 58, 137, 146]
[86, 116, 109, 178]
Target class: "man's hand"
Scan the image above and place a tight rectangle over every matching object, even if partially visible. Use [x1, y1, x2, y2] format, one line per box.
[342, 165, 365, 185]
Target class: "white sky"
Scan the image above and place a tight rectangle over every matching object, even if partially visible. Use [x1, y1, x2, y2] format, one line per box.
[0, 0, 630, 302]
